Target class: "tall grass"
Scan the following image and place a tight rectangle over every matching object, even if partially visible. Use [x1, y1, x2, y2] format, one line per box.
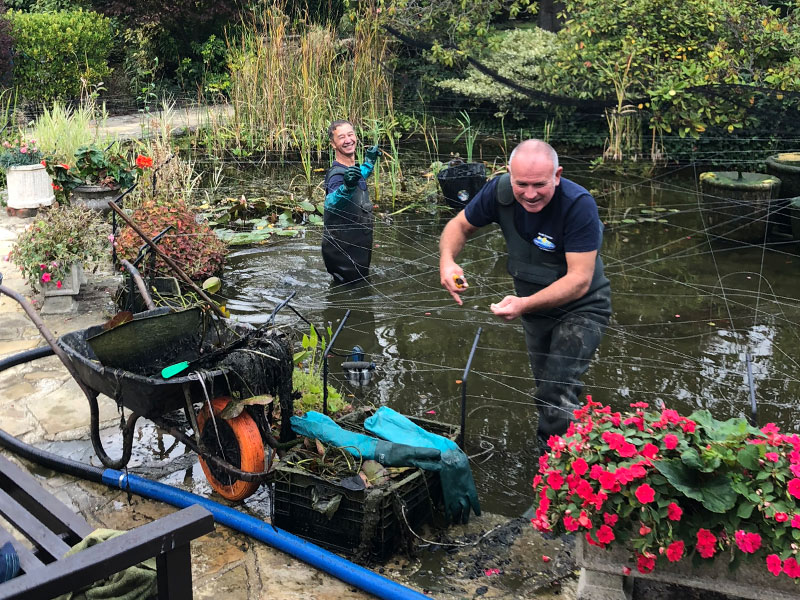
[30, 101, 109, 164]
[222, 1, 394, 159]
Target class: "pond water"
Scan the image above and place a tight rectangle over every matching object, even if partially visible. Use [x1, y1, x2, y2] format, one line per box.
[218, 155, 800, 519]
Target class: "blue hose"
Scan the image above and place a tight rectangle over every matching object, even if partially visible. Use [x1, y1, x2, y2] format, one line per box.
[103, 470, 432, 600]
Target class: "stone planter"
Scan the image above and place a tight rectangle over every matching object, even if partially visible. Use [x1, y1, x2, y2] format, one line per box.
[70, 184, 120, 215]
[5, 164, 55, 217]
[699, 171, 782, 243]
[765, 153, 800, 234]
[41, 262, 86, 314]
[576, 536, 800, 600]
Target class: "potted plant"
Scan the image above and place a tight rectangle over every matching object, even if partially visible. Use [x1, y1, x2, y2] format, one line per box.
[47, 145, 152, 214]
[531, 397, 800, 598]
[10, 204, 109, 312]
[0, 135, 55, 217]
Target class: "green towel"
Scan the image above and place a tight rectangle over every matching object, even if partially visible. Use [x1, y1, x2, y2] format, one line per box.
[54, 529, 157, 600]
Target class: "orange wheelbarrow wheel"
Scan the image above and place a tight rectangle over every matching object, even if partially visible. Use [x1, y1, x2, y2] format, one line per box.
[197, 396, 264, 501]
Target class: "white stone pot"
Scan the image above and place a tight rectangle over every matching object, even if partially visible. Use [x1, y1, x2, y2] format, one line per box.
[41, 262, 84, 314]
[5, 164, 55, 213]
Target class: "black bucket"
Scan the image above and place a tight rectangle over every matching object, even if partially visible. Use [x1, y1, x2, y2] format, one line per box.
[437, 163, 487, 209]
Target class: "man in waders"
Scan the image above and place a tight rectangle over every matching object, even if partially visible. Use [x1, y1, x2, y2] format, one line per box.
[439, 139, 611, 453]
[323, 120, 379, 283]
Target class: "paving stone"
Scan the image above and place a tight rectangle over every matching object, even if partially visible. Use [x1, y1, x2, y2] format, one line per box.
[26, 379, 118, 438]
[0, 403, 34, 437]
[0, 338, 40, 356]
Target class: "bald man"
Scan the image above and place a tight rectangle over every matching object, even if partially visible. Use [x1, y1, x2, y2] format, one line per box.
[439, 140, 611, 453]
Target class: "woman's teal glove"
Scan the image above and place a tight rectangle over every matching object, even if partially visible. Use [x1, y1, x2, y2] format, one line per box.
[364, 406, 481, 524]
[342, 165, 362, 189]
[365, 145, 379, 164]
[290, 411, 441, 470]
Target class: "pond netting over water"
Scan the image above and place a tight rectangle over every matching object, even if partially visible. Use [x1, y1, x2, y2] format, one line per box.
[213, 156, 800, 519]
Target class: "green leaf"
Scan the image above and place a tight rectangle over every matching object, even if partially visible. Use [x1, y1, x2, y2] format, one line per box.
[654, 459, 737, 513]
[736, 501, 755, 519]
[737, 444, 760, 470]
[202, 276, 222, 294]
[299, 200, 315, 212]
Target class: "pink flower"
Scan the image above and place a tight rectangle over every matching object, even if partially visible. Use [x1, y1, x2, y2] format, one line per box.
[667, 502, 682, 521]
[734, 530, 762, 553]
[639, 524, 651, 536]
[664, 434, 678, 450]
[598, 470, 617, 490]
[640, 443, 659, 459]
[788, 478, 800, 499]
[635, 484, 655, 504]
[546, 471, 564, 490]
[767, 554, 783, 576]
[791, 514, 800, 529]
[666, 540, 684, 562]
[41, 272, 51, 283]
[785, 557, 800, 578]
[775, 512, 789, 523]
[56, 280, 62, 289]
[765, 452, 779, 462]
[682, 420, 696, 433]
[20, 146, 27, 154]
[563, 515, 579, 532]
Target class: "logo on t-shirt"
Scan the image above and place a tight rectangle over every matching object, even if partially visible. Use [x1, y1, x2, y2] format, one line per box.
[533, 233, 556, 252]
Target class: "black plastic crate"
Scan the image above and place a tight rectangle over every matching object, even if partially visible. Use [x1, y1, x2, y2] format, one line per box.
[273, 408, 459, 562]
[437, 162, 487, 209]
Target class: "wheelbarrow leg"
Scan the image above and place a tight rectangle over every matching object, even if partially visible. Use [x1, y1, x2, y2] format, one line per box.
[88, 388, 140, 470]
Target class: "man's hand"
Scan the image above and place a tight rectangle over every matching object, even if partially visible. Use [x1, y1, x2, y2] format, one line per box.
[490, 295, 526, 321]
[343, 165, 361, 189]
[365, 145, 379, 164]
[440, 262, 467, 305]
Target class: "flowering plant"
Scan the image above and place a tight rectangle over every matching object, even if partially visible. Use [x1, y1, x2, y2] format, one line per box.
[46, 145, 152, 193]
[531, 398, 800, 580]
[0, 136, 44, 170]
[9, 204, 109, 291]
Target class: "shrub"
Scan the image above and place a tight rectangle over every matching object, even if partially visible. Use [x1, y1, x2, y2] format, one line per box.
[4, 9, 112, 103]
[114, 199, 227, 281]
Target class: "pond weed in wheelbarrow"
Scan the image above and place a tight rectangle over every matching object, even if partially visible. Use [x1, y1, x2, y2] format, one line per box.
[273, 407, 460, 562]
[56, 305, 296, 500]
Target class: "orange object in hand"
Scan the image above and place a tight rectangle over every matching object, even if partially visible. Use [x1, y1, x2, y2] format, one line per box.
[453, 274, 468, 289]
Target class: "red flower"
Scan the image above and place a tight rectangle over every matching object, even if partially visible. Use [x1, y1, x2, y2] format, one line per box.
[136, 154, 154, 168]
[577, 510, 592, 529]
[696, 529, 717, 558]
[682, 420, 696, 433]
[40, 159, 47, 166]
[667, 502, 682, 521]
[41, 272, 51, 283]
[56, 280, 62, 289]
[546, 471, 564, 490]
[640, 443, 658, 459]
[563, 515, 579, 532]
[765, 452, 779, 462]
[666, 540, 684, 562]
[572, 457, 588, 476]
[541, 555, 551, 562]
[622, 566, 631, 576]
[791, 514, 800, 529]
[664, 434, 678, 450]
[767, 554, 783, 576]
[636, 554, 655, 574]
[775, 512, 789, 523]
[599, 470, 617, 490]
[603, 512, 618, 527]
[596, 524, 615, 544]
[788, 478, 800, 499]
[784, 557, 800, 578]
[635, 484, 655, 504]
[639, 524, 651, 536]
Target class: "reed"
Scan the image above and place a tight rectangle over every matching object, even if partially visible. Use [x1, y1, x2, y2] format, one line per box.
[30, 100, 109, 164]
[221, 0, 394, 159]
[454, 110, 480, 163]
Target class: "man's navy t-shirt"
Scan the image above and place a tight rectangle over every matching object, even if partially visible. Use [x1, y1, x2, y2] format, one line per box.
[463, 176, 603, 254]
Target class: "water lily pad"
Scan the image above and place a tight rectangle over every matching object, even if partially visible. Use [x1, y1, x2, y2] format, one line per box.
[202, 276, 221, 294]
[299, 200, 316, 212]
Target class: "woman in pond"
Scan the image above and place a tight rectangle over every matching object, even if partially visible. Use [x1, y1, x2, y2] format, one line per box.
[322, 120, 379, 284]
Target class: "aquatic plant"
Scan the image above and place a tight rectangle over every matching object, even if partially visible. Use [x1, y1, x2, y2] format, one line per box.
[531, 398, 800, 579]
[454, 111, 480, 164]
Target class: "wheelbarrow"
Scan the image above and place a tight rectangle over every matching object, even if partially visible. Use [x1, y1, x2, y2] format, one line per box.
[0, 273, 295, 502]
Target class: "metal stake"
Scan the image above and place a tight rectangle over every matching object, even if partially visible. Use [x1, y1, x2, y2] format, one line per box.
[459, 327, 482, 450]
[323, 310, 351, 416]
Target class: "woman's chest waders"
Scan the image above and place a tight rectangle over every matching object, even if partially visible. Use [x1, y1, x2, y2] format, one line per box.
[322, 167, 374, 283]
